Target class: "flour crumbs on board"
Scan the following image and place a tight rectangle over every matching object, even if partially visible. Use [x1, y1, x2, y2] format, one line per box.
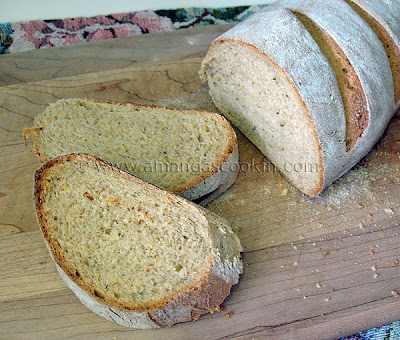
[206, 152, 400, 309]
[207, 152, 400, 250]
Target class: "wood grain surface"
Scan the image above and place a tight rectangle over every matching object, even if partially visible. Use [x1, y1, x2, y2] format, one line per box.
[1, 26, 400, 339]
[0, 24, 234, 87]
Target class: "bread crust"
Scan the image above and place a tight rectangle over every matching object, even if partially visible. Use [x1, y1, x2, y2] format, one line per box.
[200, 0, 395, 196]
[34, 153, 242, 328]
[51, 251, 238, 328]
[344, 0, 400, 110]
[25, 98, 239, 204]
[182, 144, 239, 206]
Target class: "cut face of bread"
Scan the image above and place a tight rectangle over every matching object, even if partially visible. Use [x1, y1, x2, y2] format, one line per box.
[343, 0, 400, 109]
[201, 41, 323, 195]
[200, 0, 395, 196]
[35, 153, 242, 328]
[24, 98, 238, 205]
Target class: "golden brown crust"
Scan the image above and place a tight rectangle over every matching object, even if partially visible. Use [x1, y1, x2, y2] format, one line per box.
[23, 127, 47, 163]
[34, 153, 236, 321]
[148, 269, 233, 326]
[27, 98, 237, 196]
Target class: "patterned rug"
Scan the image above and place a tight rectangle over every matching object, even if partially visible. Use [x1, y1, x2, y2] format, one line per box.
[0, 6, 265, 54]
[0, 4, 400, 340]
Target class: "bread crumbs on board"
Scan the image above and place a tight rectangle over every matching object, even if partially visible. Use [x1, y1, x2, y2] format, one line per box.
[224, 311, 235, 318]
[320, 165, 372, 205]
[384, 208, 395, 215]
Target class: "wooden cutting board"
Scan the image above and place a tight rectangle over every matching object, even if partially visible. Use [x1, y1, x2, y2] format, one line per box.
[1, 25, 400, 339]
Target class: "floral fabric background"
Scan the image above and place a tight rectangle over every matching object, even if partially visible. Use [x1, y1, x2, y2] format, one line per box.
[1, 4, 400, 340]
[0, 6, 264, 54]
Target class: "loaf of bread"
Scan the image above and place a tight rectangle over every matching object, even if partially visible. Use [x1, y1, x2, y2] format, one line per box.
[24, 98, 238, 206]
[200, 0, 396, 197]
[34, 153, 243, 328]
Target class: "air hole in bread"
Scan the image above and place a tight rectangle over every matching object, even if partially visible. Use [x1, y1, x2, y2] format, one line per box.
[94, 289, 104, 299]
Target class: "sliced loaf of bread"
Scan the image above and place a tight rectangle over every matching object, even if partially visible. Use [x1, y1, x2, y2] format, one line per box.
[25, 98, 238, 205]
[200, 0, 395, 197]
[34, 153, 243, 328]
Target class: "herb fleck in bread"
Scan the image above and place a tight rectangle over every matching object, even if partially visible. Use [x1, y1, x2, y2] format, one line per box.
[200, 0, 395, 197]
[34, 153, 243, 329]
[25, 98, 239, 205]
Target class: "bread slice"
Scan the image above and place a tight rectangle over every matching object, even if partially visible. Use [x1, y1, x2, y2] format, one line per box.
[200, 0, 395, 197]
[24, 98, 239, 206]
[34, 153, 243, 328]
[343, 0, 400, 110]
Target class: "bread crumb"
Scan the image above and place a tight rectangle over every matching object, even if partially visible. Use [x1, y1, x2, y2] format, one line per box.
[371, 265, 377, 271]
[374, 273, 379, 279]
[324, 297, 331, 302]
[224, 311, 234, 318]
[322, 251, 330, 258]
[384, 208, 394, 215]
[281, 188, 288, 196]
[394, 259, 399, 267]
[316, 283, 321, 288]
[217, 306, 226, 313]
[294, 261, 299, 266]
[392, 291, 399, 297]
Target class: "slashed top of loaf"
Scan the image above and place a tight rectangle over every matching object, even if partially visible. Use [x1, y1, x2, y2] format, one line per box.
[36, 154, 221, 311]
[203, 0, 395, 194]
[345, 0, 400, 108]
[263, 0, 395, 184]
[349, 0, 400, 37]
[277, 0, 394, 116]
[290, 10, 368, 151]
